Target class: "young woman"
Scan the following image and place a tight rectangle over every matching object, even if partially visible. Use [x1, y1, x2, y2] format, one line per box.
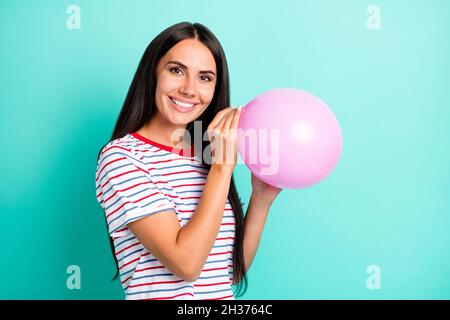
[95, 22, 281, 300]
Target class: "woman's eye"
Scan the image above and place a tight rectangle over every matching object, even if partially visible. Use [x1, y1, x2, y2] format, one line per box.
[169, 67, 212, 82]
[200, 75, 212, 82]
[170, 67, 183, 75]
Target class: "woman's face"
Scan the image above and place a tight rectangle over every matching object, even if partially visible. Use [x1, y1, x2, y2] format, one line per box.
[154, 39, 217, 126]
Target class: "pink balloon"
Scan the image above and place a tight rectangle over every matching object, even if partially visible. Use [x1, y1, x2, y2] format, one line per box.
[237, 88, 343, 189]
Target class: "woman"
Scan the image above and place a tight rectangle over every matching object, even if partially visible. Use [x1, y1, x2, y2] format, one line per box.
[95, 22, 281, 300]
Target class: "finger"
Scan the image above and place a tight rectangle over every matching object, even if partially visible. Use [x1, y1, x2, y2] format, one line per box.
[209, 108, 235, 138]
[230, 106, 243, 131]
[223, 110, 239, 164]
[214, 111, 236, 164]
[220, 109, 237, 133]
[208, 107, 235, 130]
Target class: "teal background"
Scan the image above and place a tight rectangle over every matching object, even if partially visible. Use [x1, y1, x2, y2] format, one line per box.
[1, 0, 449, 299]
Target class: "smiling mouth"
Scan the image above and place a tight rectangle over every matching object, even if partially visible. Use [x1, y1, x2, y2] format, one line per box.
[169, 97, 197, 108]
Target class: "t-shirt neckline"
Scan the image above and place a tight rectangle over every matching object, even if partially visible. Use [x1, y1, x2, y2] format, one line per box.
[131, 132, 194, 157]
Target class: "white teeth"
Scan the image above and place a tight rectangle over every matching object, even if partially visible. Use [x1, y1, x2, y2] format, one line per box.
[171, 98, 194, 108]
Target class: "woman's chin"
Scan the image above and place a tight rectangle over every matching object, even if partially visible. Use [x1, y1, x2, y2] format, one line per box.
[168, 114, 193, 126]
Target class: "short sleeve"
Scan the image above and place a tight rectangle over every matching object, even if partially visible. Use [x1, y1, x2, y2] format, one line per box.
[95, 145, 174, 238]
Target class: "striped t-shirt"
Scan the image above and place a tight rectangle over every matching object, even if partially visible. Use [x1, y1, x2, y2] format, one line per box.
[95, 132, 236, 300]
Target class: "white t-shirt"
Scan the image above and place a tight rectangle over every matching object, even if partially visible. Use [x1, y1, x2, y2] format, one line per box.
[95, 132, 235, 300]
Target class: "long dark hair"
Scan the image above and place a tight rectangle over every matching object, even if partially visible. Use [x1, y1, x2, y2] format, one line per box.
[97, 22, 248, 297]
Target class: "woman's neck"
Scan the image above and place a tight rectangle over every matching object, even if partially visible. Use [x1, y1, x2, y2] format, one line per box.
[137, 114, 188, 150]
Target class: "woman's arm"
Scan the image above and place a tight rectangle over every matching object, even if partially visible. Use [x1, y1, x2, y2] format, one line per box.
[128, 107, 242, 282]
[242, 191, 272, 273]
[175, 164, 234, 279]
[241, 173, 282, 274]
[127, 164, 234, 283]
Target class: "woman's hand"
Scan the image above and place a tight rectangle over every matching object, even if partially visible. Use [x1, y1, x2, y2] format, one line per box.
[207, 106, 243, 172]
[251, 172, 282, 206]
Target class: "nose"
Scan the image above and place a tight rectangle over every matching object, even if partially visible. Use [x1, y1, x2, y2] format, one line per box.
[179, 75, 196, 97]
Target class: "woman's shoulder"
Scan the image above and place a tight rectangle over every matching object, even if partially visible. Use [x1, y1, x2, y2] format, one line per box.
[98, 133, 203, 171]
[98, 133, 149, 164]
[96, 134, 152, 183]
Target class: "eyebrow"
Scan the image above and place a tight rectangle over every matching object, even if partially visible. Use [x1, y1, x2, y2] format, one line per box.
[166, 60, 216, 76]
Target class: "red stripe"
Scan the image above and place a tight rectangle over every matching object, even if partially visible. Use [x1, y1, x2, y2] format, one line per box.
[101, 168, 141, 189]
[103, 181, 153, 205]
[134, 142, 147, 147]
[170, 214, 235, 219]
[201, 266, 229, 272]
[180, 196, 201, 200]
[103, 181, 178, 203]
[172, 183, 205, 188]
[209, 251, 233, 256]
[147, 158, 183, 165]
[96, 156, 126, 181]
[121, 275, 132, 284]
[165, 193, 180, 199]
[116, 241, 140, 255]
[154, 180, 169, 185]
[114, 227, 128, 234]
[194, 281, 230, 287]
[142, 292, 194, 300]
[106, 191, 161, 218]
[211, 294, 234, 300]
[100, 145, 131, 157]
[137, 166, 149, 174]
[131, 132, 194, 157]
[161, 169, 207, 177]
[134, 265, 166, 273]
[119, 256, 140, 270]
[221, 223, 235, 226]
[127, 279, 184, 288]
[178, 209, 195, 213]
[216, 237, 235, 241]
